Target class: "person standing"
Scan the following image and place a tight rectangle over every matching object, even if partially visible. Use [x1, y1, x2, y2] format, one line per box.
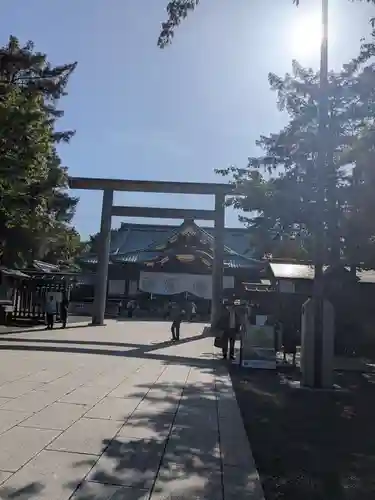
[190, 301, 197, 322]
[45, 295, 55, 330]
[127, 300, 135, 318]
[170, 303, 183, 341]
[60, 294, 69, 329]
[217, 303, 240, 361]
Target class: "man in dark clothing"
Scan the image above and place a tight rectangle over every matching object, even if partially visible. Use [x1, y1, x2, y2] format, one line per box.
[45, 295, 55, 330]
[127, 300, 136, 318]
[60, 295, 69, 329]
[170, 303, 183, 341]
[217, 304, 240, 360]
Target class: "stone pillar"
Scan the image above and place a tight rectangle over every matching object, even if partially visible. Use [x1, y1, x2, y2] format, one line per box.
[300, 298, 334, 388]
[211, 192, 225, 326]
[92, 189, 113, 326]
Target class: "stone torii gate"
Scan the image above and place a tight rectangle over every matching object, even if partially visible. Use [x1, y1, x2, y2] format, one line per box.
[69, 177, 232, 326]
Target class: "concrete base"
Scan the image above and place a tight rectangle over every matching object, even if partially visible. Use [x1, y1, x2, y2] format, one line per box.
[300, 298, 334, 388]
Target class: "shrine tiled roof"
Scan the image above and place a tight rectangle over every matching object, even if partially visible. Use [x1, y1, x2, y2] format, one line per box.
[110, 221, 254, 256]
[80, 221, 262, 269]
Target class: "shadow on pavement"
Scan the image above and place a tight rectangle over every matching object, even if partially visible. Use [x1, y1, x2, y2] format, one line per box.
[67, 379, 242, 499]
[0, 365, 254, 499]
[0, 334, 213, 369]
[0, 322, 92, 336]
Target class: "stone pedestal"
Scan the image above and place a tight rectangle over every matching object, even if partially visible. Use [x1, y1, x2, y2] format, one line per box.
[301, 298, 334, 388]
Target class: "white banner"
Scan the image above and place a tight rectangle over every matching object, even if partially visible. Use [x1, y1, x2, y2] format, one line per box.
[139, 272, 234, 299]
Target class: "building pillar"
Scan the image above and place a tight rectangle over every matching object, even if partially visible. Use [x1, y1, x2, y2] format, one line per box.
[92, 189, 113, 326]
[211, 192, 225, 327]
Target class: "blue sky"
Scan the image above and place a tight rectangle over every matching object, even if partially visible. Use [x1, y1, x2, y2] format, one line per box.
[1, 0, 373, 237]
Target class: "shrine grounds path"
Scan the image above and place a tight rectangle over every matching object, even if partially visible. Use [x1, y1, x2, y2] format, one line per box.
[0, 320, 263, 500]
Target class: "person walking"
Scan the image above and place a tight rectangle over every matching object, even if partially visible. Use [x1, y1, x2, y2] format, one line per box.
[45, 295, 55, 330]
[127, 300, 135, 319]
[60, 293, 69, 329]
[170, 302, 183, 341]
[190, 301, 197, 322]
[217, 303, 240, 361]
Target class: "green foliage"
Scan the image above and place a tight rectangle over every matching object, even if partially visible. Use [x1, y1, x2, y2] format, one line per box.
[0, 36, 80, 267]
[158, 0, 375, 48]
[158, 1, 375, 265]
[217, 55, 375, 265]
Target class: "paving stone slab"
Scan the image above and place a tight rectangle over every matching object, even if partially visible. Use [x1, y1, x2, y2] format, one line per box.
[0, 381, 42, 399]
[0, 389, 60, 413]
[87, 436, 165, 489]
[20, 402, 89, 430]
[222, 465, 265, 500]
[109, 382, 148, 400]
[152, 462, 222, 500]
[0, 409, 31, 435]
[71, 481, 150, 499]
[0, 471, 12, 486]
[59, 386, 109, 406]
[43, 377, 83, 396]
[164, 426, 220, 464]
[178, 397, 217, 414]
[85, 373, 131, 389]
[119, 414, 173, 440]
[85, 397, 141, 421]
[219, 426, 256, 469]
[23, 370, 69, 384]
[0, 371, 31, 385]
[173, 408, 218, 431]
[0, 398, 10, 409]
[134, 399, 178, 416]
[130, 408, 176, 428]
[0, 450, 97, 500]
[47, 417, 122, 456]
[0, 426, 60, 472]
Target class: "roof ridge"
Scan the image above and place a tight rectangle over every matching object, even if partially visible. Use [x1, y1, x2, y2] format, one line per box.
[144, 220, 243, 255]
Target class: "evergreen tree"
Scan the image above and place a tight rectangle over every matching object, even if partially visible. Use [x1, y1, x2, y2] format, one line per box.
[158, 0, 375, 48]
[216, 59, 375, 267]
[0, 36, 80, 267]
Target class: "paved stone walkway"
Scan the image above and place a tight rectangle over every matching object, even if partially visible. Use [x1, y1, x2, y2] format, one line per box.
[0, 320, 264, 499]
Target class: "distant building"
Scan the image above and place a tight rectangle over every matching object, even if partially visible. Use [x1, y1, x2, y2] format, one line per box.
[77, 220, 267, 301]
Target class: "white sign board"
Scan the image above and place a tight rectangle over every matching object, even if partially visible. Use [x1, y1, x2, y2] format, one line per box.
[241, 322, 276, 370]
[139, 272, 234, 299]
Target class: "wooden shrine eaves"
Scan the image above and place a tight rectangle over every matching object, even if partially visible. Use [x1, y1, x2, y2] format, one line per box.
[68, 177, 232, 195]
[111, 205, 216, 220]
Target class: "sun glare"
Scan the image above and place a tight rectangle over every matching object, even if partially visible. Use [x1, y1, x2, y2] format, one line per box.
[290, 11, 323, 59]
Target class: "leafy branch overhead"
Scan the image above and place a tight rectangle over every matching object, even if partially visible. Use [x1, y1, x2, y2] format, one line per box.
[0, 36, 82, 267]
[158, 0, 375, 48]
[216, 57, 375, 266]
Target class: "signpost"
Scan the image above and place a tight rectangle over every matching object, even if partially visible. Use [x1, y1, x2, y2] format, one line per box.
[241, 323, 276, 370]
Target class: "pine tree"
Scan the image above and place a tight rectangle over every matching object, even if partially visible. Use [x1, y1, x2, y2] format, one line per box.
[158, 0, 375, 48]
[216, 59, 375, 267]
[0, 36, 80, 267]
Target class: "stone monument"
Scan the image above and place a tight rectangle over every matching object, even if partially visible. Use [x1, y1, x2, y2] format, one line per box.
[301, 298, 334, 388]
